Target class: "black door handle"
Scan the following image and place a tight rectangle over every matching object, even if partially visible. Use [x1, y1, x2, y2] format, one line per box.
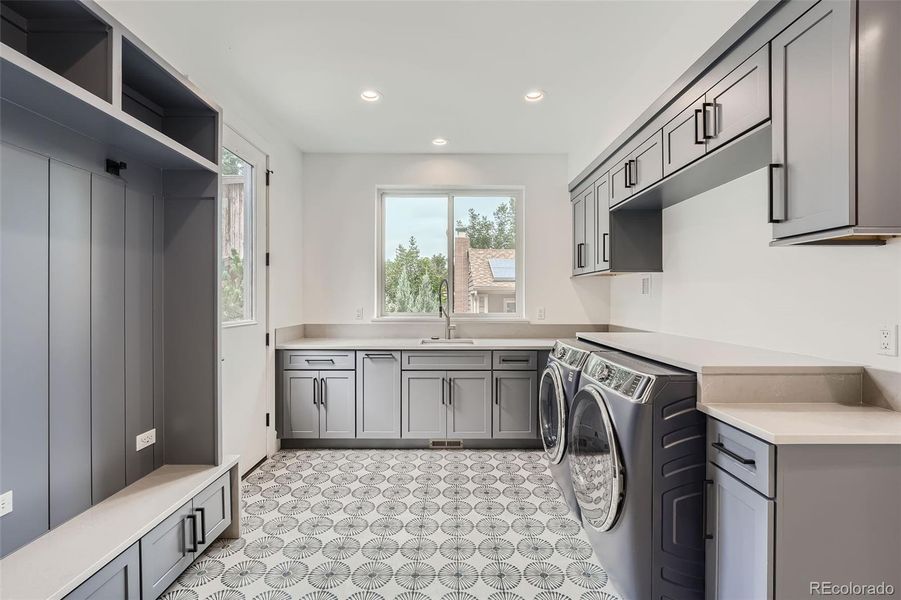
[602, 232, 609, 263]
[494, 377, 499, 405]
[320, 378, 326, 406]
[702, 479, 714, 540]
[312, 377, 318, 405]
[694, 108, 705, 145]
[711, 441, 756, 465]
[623, 161, 632, 189]
[441, 377, 446, 405]
[185, 514, 198, 553]
[195, 507, 207, 545]
[767, 163, 785, 223]
[447, 378, 453, 406]
[702, 102, 715, 139]
[629, 159, 638, 187]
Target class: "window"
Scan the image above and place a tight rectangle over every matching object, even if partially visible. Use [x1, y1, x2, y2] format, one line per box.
[379, 189, 523, 318]
[221, 147, 255, 323]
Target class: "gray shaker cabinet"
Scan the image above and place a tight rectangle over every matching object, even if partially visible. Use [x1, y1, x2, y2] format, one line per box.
[192, 472, 232, 556]
[401, 371, 447, 439]
[357, 351, 401, 439]
[608, 155, 632, 208]
[319, 370, 356, 438]
[65, 543, 140, 600]
[705, 464, 774, 600]
[706, 45, 770, 152]
[593, 173, 610, 272]
[663, 96, 707, 177]
[447, 371, 492, 439]
[492, 371, 538, 439]
[283, 371, 320, 438]
[630, 130, 664, 195]
[140, 500, 195, 600]
[571, 188, 589, 275]
[770, 0, 854, 239]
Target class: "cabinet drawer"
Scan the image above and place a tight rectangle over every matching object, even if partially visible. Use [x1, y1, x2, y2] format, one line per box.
[708, 418, 775, 497]
[282, 350, 355, 370]
[492, 350, 538, 370]
[401, 350, 492, 371]
[140, 500, 194, 600]
[65, 543, 140, 600]
[193, 472, 231, 555]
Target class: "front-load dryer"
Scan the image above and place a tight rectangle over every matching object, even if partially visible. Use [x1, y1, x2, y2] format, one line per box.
[538, 339, 606, 518]
[568, 351, 707, 600]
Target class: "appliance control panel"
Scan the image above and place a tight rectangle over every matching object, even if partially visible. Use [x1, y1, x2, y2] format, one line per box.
[583, 354, 653, 403]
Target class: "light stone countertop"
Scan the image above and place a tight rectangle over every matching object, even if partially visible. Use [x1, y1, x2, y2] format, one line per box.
[0, 455, 240, 600]
[700, 402, 901, 444]
[276, 337, 557, 350]
[576, 331, 862, 374]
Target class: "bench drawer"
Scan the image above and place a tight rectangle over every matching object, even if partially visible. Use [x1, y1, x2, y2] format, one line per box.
[282, 350, 355, 370]
[708, 418, 775, 498]
[401, 350, 492, 371]
[492, 350, 538, 370]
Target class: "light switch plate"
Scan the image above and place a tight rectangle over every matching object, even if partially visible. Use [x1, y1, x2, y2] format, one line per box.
[536, 307, 546, 320]
[0, 490, 12, 517]
[136, 428, 156, 451]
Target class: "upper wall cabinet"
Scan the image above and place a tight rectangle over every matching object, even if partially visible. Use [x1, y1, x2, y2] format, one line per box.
[570, 0, 901, 247]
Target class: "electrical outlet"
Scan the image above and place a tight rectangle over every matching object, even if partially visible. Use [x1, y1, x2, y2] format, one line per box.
[354, 307, 363, 320]
[0, 491, 12, 517]
[536, 307, 546, 321]
[878, 324, 898, 357]
[640, 276, 652, 296]
[136, 428, 156, 451]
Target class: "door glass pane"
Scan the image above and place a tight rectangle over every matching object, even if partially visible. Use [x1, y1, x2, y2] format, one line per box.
[383, 195, 448, 314]
[221, 148, 254, 323]
[453, 196, 516, 314]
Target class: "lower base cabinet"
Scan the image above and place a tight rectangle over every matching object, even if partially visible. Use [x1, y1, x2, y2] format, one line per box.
[401, 371, 492, 440]
[65, 543, 140, 600]
[140, 472, 232, 600]
[492, 371, 538, 439]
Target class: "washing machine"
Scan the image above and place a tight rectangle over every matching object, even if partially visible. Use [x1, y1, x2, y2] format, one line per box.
[568, 351, 707, 600]
[538, 339, 603, 518]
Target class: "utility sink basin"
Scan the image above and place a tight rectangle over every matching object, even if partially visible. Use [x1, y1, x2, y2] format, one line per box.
[420, 338, 475, 345]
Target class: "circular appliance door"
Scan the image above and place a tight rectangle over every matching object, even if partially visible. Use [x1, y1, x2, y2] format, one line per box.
[568, 386, 624, 531]
[538, 365, 566, 464]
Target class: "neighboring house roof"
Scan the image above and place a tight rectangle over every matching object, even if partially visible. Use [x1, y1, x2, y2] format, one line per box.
[468, 248, 515, 291]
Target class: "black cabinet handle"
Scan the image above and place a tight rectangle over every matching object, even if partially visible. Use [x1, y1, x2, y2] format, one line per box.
[767, 163, 785, 223]
[602, 232, 609, 263]
[576, 243, 585, 269]
[702, 102, 715, 139]
[711, 441, 756, 465]
[312, 377, 318, 405]
[320, 378, 326, 406]
[623, 161, 632, 189]
[305, 358, 335, 364]
[702, 479, 714, 540]
[494, 378, 499, 405]
[195, 507, 207, 545]
[694, 109, 705, 145]
[629, 159, 638, 187]
[365, 353, 395, 359]
[185, 514, 198, 553]
[447, 378, 453, 406]
[441, 377, 446, 405]
[500, 358, 530, 364]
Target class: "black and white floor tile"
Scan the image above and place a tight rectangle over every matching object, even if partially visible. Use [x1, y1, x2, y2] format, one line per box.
[162, 449, 621, 600]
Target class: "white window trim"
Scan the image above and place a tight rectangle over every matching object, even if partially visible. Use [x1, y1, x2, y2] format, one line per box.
[375, 186, 525, 321]
[221, 141, 260, 328]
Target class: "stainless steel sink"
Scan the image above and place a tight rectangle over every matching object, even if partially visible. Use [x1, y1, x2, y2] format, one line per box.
[420, 338, 475, 345]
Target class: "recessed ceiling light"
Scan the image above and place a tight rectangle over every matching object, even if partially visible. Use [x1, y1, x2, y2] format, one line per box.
[524, 89, 545, 102]
[360, 89, 382, 102]
[432, 138, 448, 146]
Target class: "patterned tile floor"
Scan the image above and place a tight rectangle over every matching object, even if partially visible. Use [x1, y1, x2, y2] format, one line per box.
[162, 449, 620, 600]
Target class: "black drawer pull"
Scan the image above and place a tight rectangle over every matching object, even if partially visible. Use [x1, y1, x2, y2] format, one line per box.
[694, 108, 705, 145]
[365, 353, 395, 359]
[500, 358, 530, 363]
[702, 479, 714, 540]
[185, 514, 198, 553]
[305, 358, 335, 364]
[712, 442, 756, 465]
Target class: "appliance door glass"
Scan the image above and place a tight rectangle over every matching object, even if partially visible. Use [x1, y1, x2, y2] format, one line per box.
[569, 386, 624, 531]
[539, 365, 566, 464]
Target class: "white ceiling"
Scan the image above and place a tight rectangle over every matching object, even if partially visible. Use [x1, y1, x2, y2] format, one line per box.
[101, 1, 753, 169]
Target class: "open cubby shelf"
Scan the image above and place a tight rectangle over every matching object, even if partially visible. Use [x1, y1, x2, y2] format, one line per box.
[121, 38, 218, 164]
[0, 0, 111, 101]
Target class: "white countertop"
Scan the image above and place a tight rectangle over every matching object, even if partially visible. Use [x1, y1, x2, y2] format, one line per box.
[576, 331, 862, 374]
[0, 455, 239, 600]
[277, 337, 557, 350]
[701, 403, 901, 444]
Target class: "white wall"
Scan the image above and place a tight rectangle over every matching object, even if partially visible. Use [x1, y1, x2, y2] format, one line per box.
[610, 168, 901, 372]
[302, 153, 610, 325]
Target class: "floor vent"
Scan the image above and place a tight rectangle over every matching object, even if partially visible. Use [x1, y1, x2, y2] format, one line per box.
[429, 439, 464, 449]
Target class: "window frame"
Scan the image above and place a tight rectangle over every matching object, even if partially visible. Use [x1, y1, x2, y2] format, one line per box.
[376, 186, 525, 321]
[220, 145, 258, 328]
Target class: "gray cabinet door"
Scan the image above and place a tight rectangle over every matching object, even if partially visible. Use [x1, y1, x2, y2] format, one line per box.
[609, 155, 632, 207]
[663, 96, 707, 177]
[140, 500, 195, 600]
[357, 351, 401, 438]
[320, 370, 355, 438]
[706, 466, 774, 600]
[0, 143, 50, 558]
[283, 371, 320, 438]
[771, 0, 853, 239]
[707, 45, 770, 151]
[65, 543, 140, 600]
[593, 173, 611, 272]
[447, 371, 492, 439]
[631, 130, 664, 194]
[192, 472, 232, 556]
[401, 371, 447, 439]
[492, 371, 538, 439]
[571, 194, 587, 275]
